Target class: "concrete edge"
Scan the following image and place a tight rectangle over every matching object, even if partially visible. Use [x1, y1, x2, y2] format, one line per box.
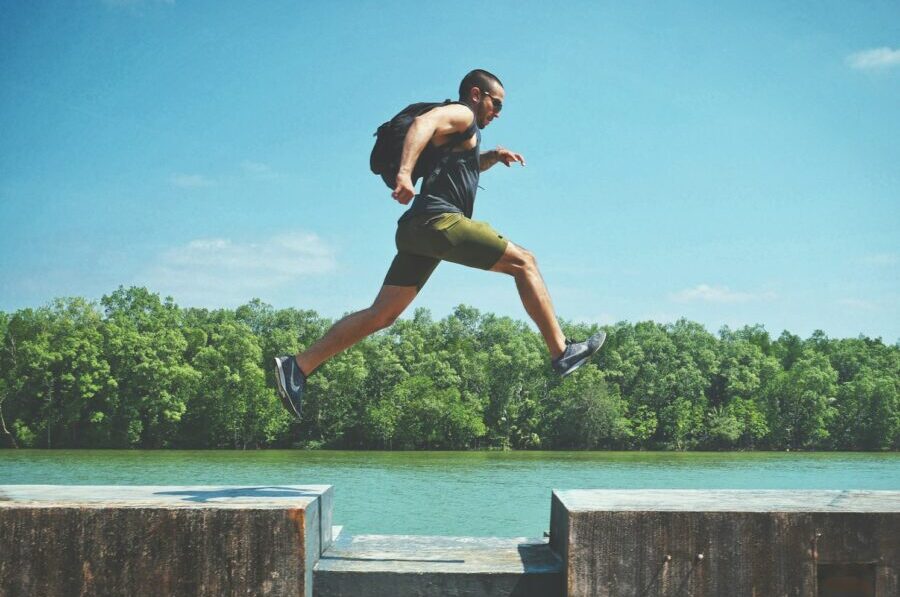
[318, 485, 334, 556]
[549, 490, 570, 594]
[554, 489, 900, 513]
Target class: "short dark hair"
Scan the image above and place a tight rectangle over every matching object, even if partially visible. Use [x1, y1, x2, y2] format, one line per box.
[458, 69, 503, 100]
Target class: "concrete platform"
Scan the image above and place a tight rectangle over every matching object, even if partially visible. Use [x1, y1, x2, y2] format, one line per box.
[556, 489, 900, 512]
[550, 489, 900, 597]
[0, 485, 333, 597]
[314, 530, 563, 596]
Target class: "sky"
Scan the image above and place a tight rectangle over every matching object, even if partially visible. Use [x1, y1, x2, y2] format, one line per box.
[1, 0, 898, 342]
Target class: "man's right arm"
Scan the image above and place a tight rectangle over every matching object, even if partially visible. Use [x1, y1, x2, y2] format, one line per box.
[392, 104, 475, 204]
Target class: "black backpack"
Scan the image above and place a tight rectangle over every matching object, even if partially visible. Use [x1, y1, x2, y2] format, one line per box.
[370, 100, 475, 189]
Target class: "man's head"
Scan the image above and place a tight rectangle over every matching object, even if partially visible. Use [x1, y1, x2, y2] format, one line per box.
[459, 69, 504, 129]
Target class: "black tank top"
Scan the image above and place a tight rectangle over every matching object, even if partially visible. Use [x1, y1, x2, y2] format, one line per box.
[399, 120, 480, 221]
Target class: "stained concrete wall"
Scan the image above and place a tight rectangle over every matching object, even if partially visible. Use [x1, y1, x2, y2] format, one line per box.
[550, 489, 900, 597]
[5, 486, 898, 597]
[0, 485, 333, 597]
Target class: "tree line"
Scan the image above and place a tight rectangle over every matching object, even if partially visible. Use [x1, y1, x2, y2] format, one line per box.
[0, 286, 897, 451]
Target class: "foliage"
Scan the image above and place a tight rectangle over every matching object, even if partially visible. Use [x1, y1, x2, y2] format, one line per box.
[1, 287, 897, 450]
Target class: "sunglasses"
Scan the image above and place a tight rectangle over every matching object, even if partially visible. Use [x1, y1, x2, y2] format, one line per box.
[480, 89, 502, 113]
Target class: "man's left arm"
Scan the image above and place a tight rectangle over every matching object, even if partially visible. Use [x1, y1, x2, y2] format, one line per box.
[480, 146, 526, 172]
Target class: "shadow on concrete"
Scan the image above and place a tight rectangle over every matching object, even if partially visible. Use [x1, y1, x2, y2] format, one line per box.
[511, 542, 565, 597]
[154, 486, 320, 503]
[517, 542, 562, 573]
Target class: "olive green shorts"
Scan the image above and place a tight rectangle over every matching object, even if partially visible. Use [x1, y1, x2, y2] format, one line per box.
[383, 212, 510, 290]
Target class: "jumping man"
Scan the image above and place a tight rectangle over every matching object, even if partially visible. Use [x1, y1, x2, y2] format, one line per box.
[275, 69, 605, 419]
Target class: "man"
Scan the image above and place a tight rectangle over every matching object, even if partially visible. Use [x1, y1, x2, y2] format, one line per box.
[274, 69, 605, 419]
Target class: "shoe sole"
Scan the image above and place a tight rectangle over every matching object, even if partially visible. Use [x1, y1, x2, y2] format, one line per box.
[273, 357, 302, 420]
[560, 332, 607, 378]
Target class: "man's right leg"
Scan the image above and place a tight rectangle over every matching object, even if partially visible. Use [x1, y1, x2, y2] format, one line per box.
[274, 248, 438, 419]
[274, 284, 418, 419]
[295, 284, 418, 376]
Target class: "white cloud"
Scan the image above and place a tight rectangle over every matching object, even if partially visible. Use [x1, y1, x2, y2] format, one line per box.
[639, 311, 679, 325]
[846, 47, 900, 70]
[241, 161, 278, 180]
[572, 312, 617, 326]
[102, 0, 175, 7]
[139, 233, 336, 305]
[670, 284, 777, 304]
[169, 174, 215, 188]
[861, 252, 898, 266]
[838, 298, 878, 311]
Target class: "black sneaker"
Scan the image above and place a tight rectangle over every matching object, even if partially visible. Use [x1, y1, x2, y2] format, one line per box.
[552, 331, 607, 377]
[274, 355, 305, 419]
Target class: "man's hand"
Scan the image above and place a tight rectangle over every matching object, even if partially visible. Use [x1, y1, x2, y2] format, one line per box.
[392, 172, 415, 204]
[480, 146, 526, 171]
[497, 147, 526, 167]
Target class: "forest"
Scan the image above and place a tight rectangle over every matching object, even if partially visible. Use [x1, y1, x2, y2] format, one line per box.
[1, 286, 897, 451]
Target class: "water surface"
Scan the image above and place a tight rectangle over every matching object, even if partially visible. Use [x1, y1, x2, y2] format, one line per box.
[2, 450, 897, 537]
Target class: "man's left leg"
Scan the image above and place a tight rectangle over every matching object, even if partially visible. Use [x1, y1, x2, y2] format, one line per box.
[488, 242, 566, 358]
[438, 216, 606, 376]
[488, 241, 605, 376]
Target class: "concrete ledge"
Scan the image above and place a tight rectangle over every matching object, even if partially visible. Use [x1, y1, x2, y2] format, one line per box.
[550, 489, 900, 597]
[0, 485, 333, 597]
[314, 531, 563, 596]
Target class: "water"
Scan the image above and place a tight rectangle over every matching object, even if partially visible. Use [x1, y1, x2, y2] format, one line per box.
[2, 450, 898, 537]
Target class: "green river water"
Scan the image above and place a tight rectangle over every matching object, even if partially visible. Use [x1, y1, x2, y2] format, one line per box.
[1, 450, 898, 537]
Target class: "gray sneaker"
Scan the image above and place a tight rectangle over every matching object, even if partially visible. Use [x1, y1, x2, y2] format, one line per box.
[552, 331, 607, 377]
[274, 355, 305, 419]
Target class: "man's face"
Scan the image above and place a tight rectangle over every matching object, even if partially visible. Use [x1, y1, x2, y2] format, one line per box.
[475, 85, 504, 129]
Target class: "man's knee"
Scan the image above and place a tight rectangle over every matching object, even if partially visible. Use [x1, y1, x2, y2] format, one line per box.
[368, 287, 416, 330]
[370, 307, 402, 330]
[521, 248, 537, 269]
[494, 244, 538, 276]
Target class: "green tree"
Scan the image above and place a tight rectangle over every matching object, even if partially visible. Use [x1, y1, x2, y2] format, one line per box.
[544, 366, 628, 448]
[705, 405, 742, 446]
[0, 300, 116, 448]
[764, 351, 838, 449]
[477, 314, 547, 449]
[830, 366, 899, 450]
[101, 287, 198, 447]
[370, 375, 485, 449]
[180, 314, 288, 448]
[708, 338, 777, 447]
[0, 312, 16, 448]
[1, 288, 896, 452]
[609, 321, 708, 449]
[772, 330, 803, 371]
[301, 344, 369, 447]
[1, 307, 56, 447]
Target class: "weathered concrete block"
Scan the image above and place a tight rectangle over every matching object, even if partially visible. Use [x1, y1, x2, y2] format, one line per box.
[550, 490, 900, 597]
[0, 485, 333, 597]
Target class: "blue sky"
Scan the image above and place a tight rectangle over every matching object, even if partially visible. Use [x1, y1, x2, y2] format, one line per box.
[1, 0, 898, 341]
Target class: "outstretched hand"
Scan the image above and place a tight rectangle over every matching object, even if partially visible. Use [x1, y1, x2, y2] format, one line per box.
[497, 147, 526, 167]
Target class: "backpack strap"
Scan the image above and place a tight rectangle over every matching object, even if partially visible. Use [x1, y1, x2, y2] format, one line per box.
[419, 105, 479, 193]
